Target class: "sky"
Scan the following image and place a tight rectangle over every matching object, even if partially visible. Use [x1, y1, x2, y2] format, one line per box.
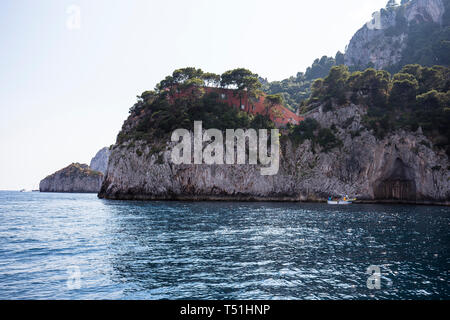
[0, 0, 389, 190]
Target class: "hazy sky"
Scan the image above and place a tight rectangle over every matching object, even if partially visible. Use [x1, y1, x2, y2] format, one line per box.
[0, 0, 388, 190]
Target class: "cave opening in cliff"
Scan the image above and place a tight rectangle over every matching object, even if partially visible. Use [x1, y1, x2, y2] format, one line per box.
[374, 158, 417, 201]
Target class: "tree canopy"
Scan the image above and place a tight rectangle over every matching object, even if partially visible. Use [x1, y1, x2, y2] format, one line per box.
[121, 67, 273, 144]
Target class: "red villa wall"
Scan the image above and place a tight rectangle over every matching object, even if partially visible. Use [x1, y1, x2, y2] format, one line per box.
[170, 86, 304, 127]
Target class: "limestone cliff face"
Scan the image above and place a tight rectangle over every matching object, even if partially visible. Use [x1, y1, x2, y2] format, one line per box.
[90, 147, 110, 174]
[99, 104, 450, 204]
[40, 163, 103, 193]
[344, 0, 446, 69]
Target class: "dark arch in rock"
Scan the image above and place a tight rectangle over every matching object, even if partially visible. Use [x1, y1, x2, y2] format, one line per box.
[374, 158, 416, 201]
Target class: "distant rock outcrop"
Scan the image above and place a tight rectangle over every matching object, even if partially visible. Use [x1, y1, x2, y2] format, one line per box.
[39, 163, 103, 193]
[90, 147, 110, 174]
[344, 0, 447, 70]
[39, 147, 110, 193]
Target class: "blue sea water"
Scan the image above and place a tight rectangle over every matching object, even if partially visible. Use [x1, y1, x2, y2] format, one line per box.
[0, 191, 448, 300]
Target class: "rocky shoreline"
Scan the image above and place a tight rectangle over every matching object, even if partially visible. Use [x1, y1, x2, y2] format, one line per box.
[98, 192, 450, 206]
[98, 104, 450, 205]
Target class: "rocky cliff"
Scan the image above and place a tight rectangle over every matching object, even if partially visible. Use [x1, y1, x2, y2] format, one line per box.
[40, 163, 103, 193]
[90, 147, 110, 174]
[99, 104, 450, 205]
[344, 0, 447, 70]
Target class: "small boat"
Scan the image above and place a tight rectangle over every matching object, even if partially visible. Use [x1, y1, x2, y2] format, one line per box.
[327, 196, 356, 205]
[327, 199, 352, 205]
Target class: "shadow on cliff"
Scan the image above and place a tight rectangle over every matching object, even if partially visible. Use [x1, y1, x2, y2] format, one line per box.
[373, 158, 417, 201]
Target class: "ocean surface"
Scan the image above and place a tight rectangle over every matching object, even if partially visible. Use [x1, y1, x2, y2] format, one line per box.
[0, 191, 448, 300]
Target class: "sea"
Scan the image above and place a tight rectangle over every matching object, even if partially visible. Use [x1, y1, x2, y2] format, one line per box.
[0, 191, 448, 299]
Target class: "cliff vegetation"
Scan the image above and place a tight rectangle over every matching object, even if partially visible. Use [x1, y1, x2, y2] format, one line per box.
[302, 64, 450, 156]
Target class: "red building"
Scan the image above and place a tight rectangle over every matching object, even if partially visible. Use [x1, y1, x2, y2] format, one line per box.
[171, 86, 304, 127]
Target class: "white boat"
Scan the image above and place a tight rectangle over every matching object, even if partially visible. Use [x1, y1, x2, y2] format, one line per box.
[327, 200, 352, 205]
[327, 196, 355, 205]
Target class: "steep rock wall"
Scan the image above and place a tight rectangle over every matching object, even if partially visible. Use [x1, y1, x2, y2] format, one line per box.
[344, 0, 446, 69]
[99, 104, 450, 204]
